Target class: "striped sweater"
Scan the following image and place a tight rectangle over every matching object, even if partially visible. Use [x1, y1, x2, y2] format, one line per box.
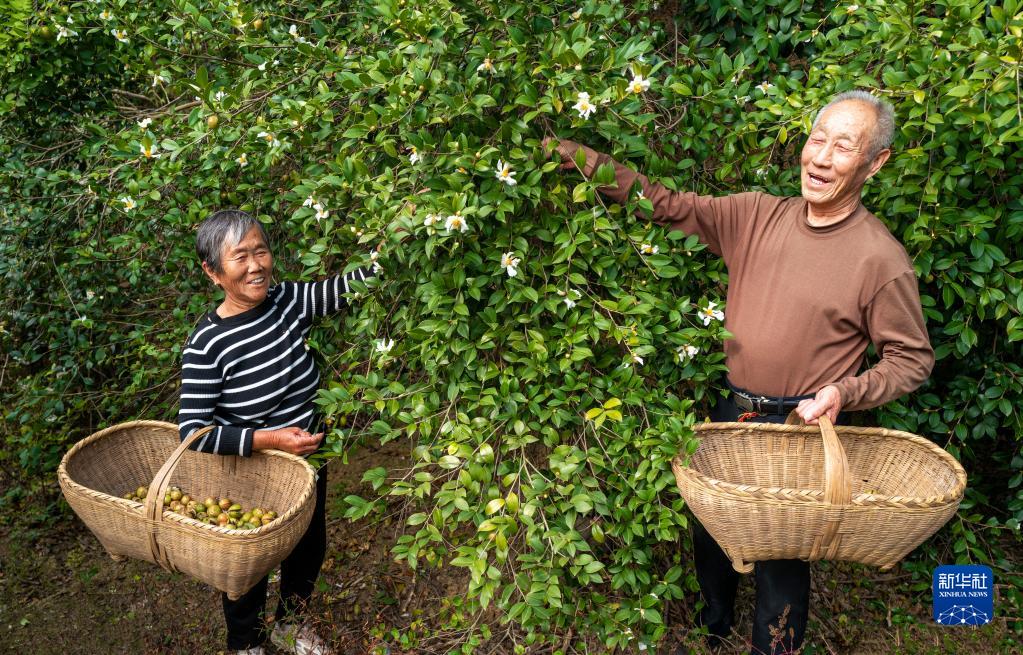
[178, 269, 370, 456]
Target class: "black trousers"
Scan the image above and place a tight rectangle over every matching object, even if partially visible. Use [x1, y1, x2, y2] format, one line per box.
[224, 466, 328, 649]
[694, 394, 843, 655]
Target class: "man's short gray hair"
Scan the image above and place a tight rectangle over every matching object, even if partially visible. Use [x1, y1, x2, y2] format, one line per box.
[196, 209, 270, 273]
[812, 90, 896, 157]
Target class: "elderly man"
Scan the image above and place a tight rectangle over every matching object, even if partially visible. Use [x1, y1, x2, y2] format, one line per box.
[549, 91, 933, 654]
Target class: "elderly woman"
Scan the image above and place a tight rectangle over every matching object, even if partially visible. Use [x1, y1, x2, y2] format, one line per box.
[178, 209, 371, 655]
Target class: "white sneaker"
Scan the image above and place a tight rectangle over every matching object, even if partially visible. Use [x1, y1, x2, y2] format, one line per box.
[230, 647, 266, 655]
[270, 622, 333, 655]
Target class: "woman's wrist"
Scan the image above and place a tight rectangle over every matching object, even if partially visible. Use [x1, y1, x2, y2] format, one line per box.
[252, 429, 277, 451]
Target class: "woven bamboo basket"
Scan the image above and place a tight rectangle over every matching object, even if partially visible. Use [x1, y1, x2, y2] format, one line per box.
[57, 420, 317, 599]
[672, 415, 966, 573]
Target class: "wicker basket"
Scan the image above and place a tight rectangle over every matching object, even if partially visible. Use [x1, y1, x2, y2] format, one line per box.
[57, 421, 317, 599]
[672, 415, 966, 573]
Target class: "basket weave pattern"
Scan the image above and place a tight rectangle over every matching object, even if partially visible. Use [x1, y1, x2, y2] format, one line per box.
[58, 421, 317, 599]
[672, 417, 966, 573]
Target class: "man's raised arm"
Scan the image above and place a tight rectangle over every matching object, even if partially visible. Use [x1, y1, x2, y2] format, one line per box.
[549, 138, 753, 257]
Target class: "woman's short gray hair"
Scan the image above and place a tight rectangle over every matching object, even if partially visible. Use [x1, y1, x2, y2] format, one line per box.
[812, 90, 896, 157]
[196, 209, 270, 273]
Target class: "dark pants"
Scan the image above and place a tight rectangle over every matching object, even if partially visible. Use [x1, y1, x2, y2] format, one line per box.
[224, 466, 328, 650]
[695, 394, 843, 655]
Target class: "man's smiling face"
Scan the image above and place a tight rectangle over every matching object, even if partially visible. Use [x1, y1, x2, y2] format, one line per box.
[800, 99, 889, 216]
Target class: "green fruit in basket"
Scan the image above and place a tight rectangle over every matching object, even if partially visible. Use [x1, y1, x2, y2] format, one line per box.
[136, 486, 148, 498]
[169, 489, 182, 501]
[207, 504, 221, 517]
[194, 502, 206, 513]
[241, 512, 253, 523]
[204, 497, 216, 508]
[164, 495, 171, 506]
[196, 512, 207, 521]
[264, 510, 277, 520]
[243, 522, 258, 530]
[218, 498, 232, 511]
[180, 494, 191, 505]
[251, 508, 264, 519]
[217, 513, 230, 525]
[123, 492, 134, 500]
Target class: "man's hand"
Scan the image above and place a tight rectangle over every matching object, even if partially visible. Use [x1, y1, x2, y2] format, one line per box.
[253, 426, 322, 456]
[542, 136, 579, 172]
[796, 385, 842, 425]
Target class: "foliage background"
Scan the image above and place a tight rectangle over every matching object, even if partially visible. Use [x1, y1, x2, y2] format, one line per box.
[1, 0, 1020, 649]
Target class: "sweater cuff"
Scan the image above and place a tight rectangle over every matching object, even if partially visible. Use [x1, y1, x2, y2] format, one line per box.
[240, 428, 254, 457]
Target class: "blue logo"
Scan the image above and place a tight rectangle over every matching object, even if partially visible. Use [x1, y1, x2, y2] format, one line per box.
[933, 564, 994, 625]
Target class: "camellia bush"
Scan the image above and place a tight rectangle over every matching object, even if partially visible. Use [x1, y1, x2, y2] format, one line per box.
[2, 0, 1021, 648]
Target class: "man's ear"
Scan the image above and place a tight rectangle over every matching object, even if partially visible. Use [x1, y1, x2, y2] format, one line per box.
[201, 261, 222, 288]
[865, 148, 891, 180]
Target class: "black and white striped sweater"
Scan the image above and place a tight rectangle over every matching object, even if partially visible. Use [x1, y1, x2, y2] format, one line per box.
[178, 269, 370, 456]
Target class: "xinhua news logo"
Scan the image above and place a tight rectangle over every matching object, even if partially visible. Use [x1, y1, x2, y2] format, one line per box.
[933, 564, 994, 626]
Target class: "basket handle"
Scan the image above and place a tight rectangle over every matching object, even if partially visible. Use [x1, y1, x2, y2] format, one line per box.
[785, 411, 850, 559]
[143, 425, 217, 569]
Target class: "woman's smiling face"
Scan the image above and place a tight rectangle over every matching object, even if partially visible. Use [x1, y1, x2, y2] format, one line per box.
[203, 225, 273, 314]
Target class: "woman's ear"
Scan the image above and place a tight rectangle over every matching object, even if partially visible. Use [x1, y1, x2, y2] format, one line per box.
[201, 261, 223, 288]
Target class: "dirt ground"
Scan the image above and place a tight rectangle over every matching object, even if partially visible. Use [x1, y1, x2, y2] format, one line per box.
[1, 438, 1018, 655]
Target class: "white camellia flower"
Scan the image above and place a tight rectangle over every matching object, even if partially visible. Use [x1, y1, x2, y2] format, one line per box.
[677, 344, 700, 362]
[445, 213, 468, 233]
[86, 290, 96, 300]
[56, 24, 78, 41]
[700, 301, 725, 326]
[235, 152, 248, 167]
[423, 213, 438, 227]
[573, 91, 596, 120]
[636, 189, 645, 201]
[846, 4, 859, 13]
[289, 24, 309, 44]
[628, 73, 651, 94]
[640, 243, 659, 255]
[256, 131, 280, 147]
[500, 252, 521, 277]
[375, 338, 395, 354]
[111, 28, 129, 43]
[477, 58, 495, 74]
[559, 288, 581, 309]
[495, 159, 516, 186]
[119, 196, 136, 210]
[137, 117, 152, 129]
[152, 72, 169, 87]
[370, 250, 383, 274]
[313, 203, 329, 221]
[139, 142, 160, 158]
[409, 146, 420, 165]
[213, 91, 227, 102]
[571, 9, 582, 20]
[632, 353, 644, 365]
[757, 80, 774, 93]
[302, 196, 317, 208]
[99, 10, 113, 21]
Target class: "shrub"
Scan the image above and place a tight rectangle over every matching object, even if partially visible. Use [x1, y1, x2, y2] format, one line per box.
[1, 0, 1020, 647]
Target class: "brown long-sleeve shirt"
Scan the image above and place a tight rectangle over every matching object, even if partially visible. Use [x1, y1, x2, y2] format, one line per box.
[560, 141, 934, 411]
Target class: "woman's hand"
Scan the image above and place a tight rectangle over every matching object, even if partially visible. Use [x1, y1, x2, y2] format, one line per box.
[253, 427, 322, 456]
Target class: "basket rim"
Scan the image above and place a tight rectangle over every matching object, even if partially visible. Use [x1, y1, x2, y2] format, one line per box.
[58, 419, 317, 535]
[672, 421, 967, 507]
